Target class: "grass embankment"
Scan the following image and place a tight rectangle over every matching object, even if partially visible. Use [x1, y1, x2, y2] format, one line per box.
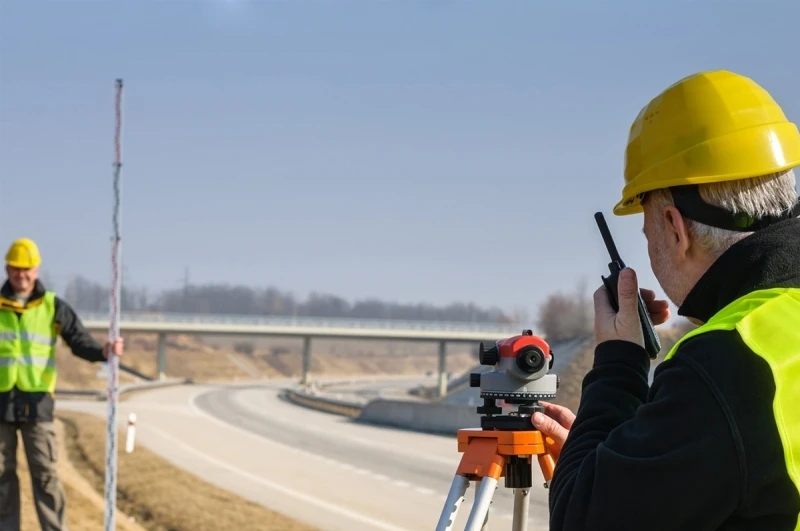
[17, 411, 316, 531]
[55, 332, 477, 389]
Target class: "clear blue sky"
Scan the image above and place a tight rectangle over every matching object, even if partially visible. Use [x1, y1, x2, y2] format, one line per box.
[1, 0, 798, 322]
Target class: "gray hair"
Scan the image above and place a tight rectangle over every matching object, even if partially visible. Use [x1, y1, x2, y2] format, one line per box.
[647, 169, 798, 259]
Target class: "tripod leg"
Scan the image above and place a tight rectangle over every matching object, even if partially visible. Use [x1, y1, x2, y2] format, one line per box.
[537, 453, 555, 489]
[435, 474, 470, 531]
[463, 477, 498, 531]
[479, 483, 490, 531]
[511, 488, 530, 531]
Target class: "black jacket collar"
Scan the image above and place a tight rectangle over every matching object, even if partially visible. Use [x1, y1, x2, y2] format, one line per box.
[0, 279, 47, 304]
[679, 217, 800, 323]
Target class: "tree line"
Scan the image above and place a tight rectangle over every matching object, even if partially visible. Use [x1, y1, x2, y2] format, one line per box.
[52, 274, 697, 338]
[58, 275, 517, 324]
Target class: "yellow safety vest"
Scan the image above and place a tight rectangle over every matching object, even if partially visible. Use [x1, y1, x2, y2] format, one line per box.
[665, 287, 800, 530]
[0, 291, 58, 393]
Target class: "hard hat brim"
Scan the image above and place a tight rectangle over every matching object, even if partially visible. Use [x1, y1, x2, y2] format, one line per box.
[5, 260, 38, 269]
[615, 121, 800, 216]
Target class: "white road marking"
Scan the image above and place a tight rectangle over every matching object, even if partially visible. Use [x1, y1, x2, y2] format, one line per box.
[139, 422, 413, 531]
[233, 388, 458, 467]
[186, 389, 459, 498]
[184, 387, 542, 527]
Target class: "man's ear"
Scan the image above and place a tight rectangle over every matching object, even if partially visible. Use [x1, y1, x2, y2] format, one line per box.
[663, 205, 691, 262]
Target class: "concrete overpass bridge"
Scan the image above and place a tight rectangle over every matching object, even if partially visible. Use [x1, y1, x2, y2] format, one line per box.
[79, 311, 529, 395]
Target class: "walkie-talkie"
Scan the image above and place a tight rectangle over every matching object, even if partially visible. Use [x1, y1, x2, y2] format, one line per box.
[594, 212, 661, 359]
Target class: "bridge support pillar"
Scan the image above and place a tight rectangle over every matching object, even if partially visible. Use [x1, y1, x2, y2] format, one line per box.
[437, 340, 448, 398]
[300, 336, 312, 386]
[157, 333, 167, 380]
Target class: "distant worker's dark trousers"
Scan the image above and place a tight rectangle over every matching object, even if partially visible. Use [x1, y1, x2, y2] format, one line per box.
[0, 421, 67, 530]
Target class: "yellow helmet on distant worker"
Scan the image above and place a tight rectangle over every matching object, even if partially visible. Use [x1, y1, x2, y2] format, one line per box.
[5, 238, 41, 269]
[615, 70, 800, 216]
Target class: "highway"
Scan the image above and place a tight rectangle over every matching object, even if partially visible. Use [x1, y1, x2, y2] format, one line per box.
[57, 378, 551, 531]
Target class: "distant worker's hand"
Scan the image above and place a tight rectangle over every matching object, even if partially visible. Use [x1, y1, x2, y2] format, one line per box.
[531, 401, 575, 462]
[593, 267, 670, 348]
[103, 337, 125, 359]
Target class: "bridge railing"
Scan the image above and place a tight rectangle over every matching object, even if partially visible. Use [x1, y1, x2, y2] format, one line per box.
[77, 311, 528, 334]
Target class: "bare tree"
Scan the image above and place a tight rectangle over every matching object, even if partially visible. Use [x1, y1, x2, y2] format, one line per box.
[536, 280, 594, 341]
[58, 275, 515, 323]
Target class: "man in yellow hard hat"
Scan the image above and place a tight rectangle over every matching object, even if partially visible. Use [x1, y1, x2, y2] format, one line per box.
[533, 70, 800, 530]
[0, 237, 124, 530]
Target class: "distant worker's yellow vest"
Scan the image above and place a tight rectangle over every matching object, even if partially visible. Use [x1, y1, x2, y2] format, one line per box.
[665, 288, 800, 530]
[0, 291, 58, 393]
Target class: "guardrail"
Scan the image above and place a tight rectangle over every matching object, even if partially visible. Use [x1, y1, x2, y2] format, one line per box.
[283, 387, 364, 418]
[77, 311, 525, 335]
[56, 377, 191, 401]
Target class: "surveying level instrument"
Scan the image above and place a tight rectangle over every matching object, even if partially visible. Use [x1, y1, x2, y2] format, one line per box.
[435, 330, 558, 531]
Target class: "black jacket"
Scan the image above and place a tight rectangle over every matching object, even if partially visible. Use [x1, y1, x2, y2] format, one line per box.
[0, 279, 105, 422]
[549, 217, 800, 530]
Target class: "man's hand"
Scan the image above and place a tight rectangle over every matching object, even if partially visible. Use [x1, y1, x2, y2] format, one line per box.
[103, 337, 125, 359]
[532, 401, 575, 462]
[593, 267, 670, 347]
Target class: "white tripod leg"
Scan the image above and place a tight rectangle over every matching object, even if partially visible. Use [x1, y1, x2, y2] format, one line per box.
[463, 477, 498, 531]
[511, 488, 530, 531]
[480, 504, 489, 531]
[435, 474, 470, 531]
[479, 485, 490, 531]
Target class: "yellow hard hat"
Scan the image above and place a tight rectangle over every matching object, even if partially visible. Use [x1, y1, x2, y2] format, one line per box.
[5, 238, 41, 269]
[615, 70, 800, 216]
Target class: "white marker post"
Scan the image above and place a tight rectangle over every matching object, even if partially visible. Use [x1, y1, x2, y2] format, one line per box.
[125, 413, 137, 453]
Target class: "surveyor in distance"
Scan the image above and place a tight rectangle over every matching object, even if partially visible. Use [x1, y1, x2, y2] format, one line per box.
[0, 237, 124, 531]
[533, 70, 800, 530]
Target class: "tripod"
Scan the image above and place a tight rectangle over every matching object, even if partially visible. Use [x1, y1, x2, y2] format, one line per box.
[434, 401, 555, 531]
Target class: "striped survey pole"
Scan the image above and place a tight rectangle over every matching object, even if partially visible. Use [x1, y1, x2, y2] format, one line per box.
[104, 77, 124, 531]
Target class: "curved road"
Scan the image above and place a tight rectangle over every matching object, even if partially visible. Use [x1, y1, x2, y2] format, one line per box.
[57, 378, 550, 531]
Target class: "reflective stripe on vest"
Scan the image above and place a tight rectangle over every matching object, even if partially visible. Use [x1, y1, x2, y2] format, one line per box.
[0, 291, 58, 393]
[665, 287, 800, 530]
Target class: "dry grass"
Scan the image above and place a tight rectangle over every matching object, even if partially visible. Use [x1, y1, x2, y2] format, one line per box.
[55, 332, 478, 388]
[44, 410, 318, 531]
[54, 345, 140, 391]
[18, 419, 145, 531]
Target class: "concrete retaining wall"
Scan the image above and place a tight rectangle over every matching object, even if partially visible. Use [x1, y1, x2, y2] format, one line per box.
[355, 398, 480, 436]
[282, 385, 483, 436]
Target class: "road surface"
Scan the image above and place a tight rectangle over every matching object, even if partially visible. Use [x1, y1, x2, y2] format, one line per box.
[57, 378, 551, 531]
